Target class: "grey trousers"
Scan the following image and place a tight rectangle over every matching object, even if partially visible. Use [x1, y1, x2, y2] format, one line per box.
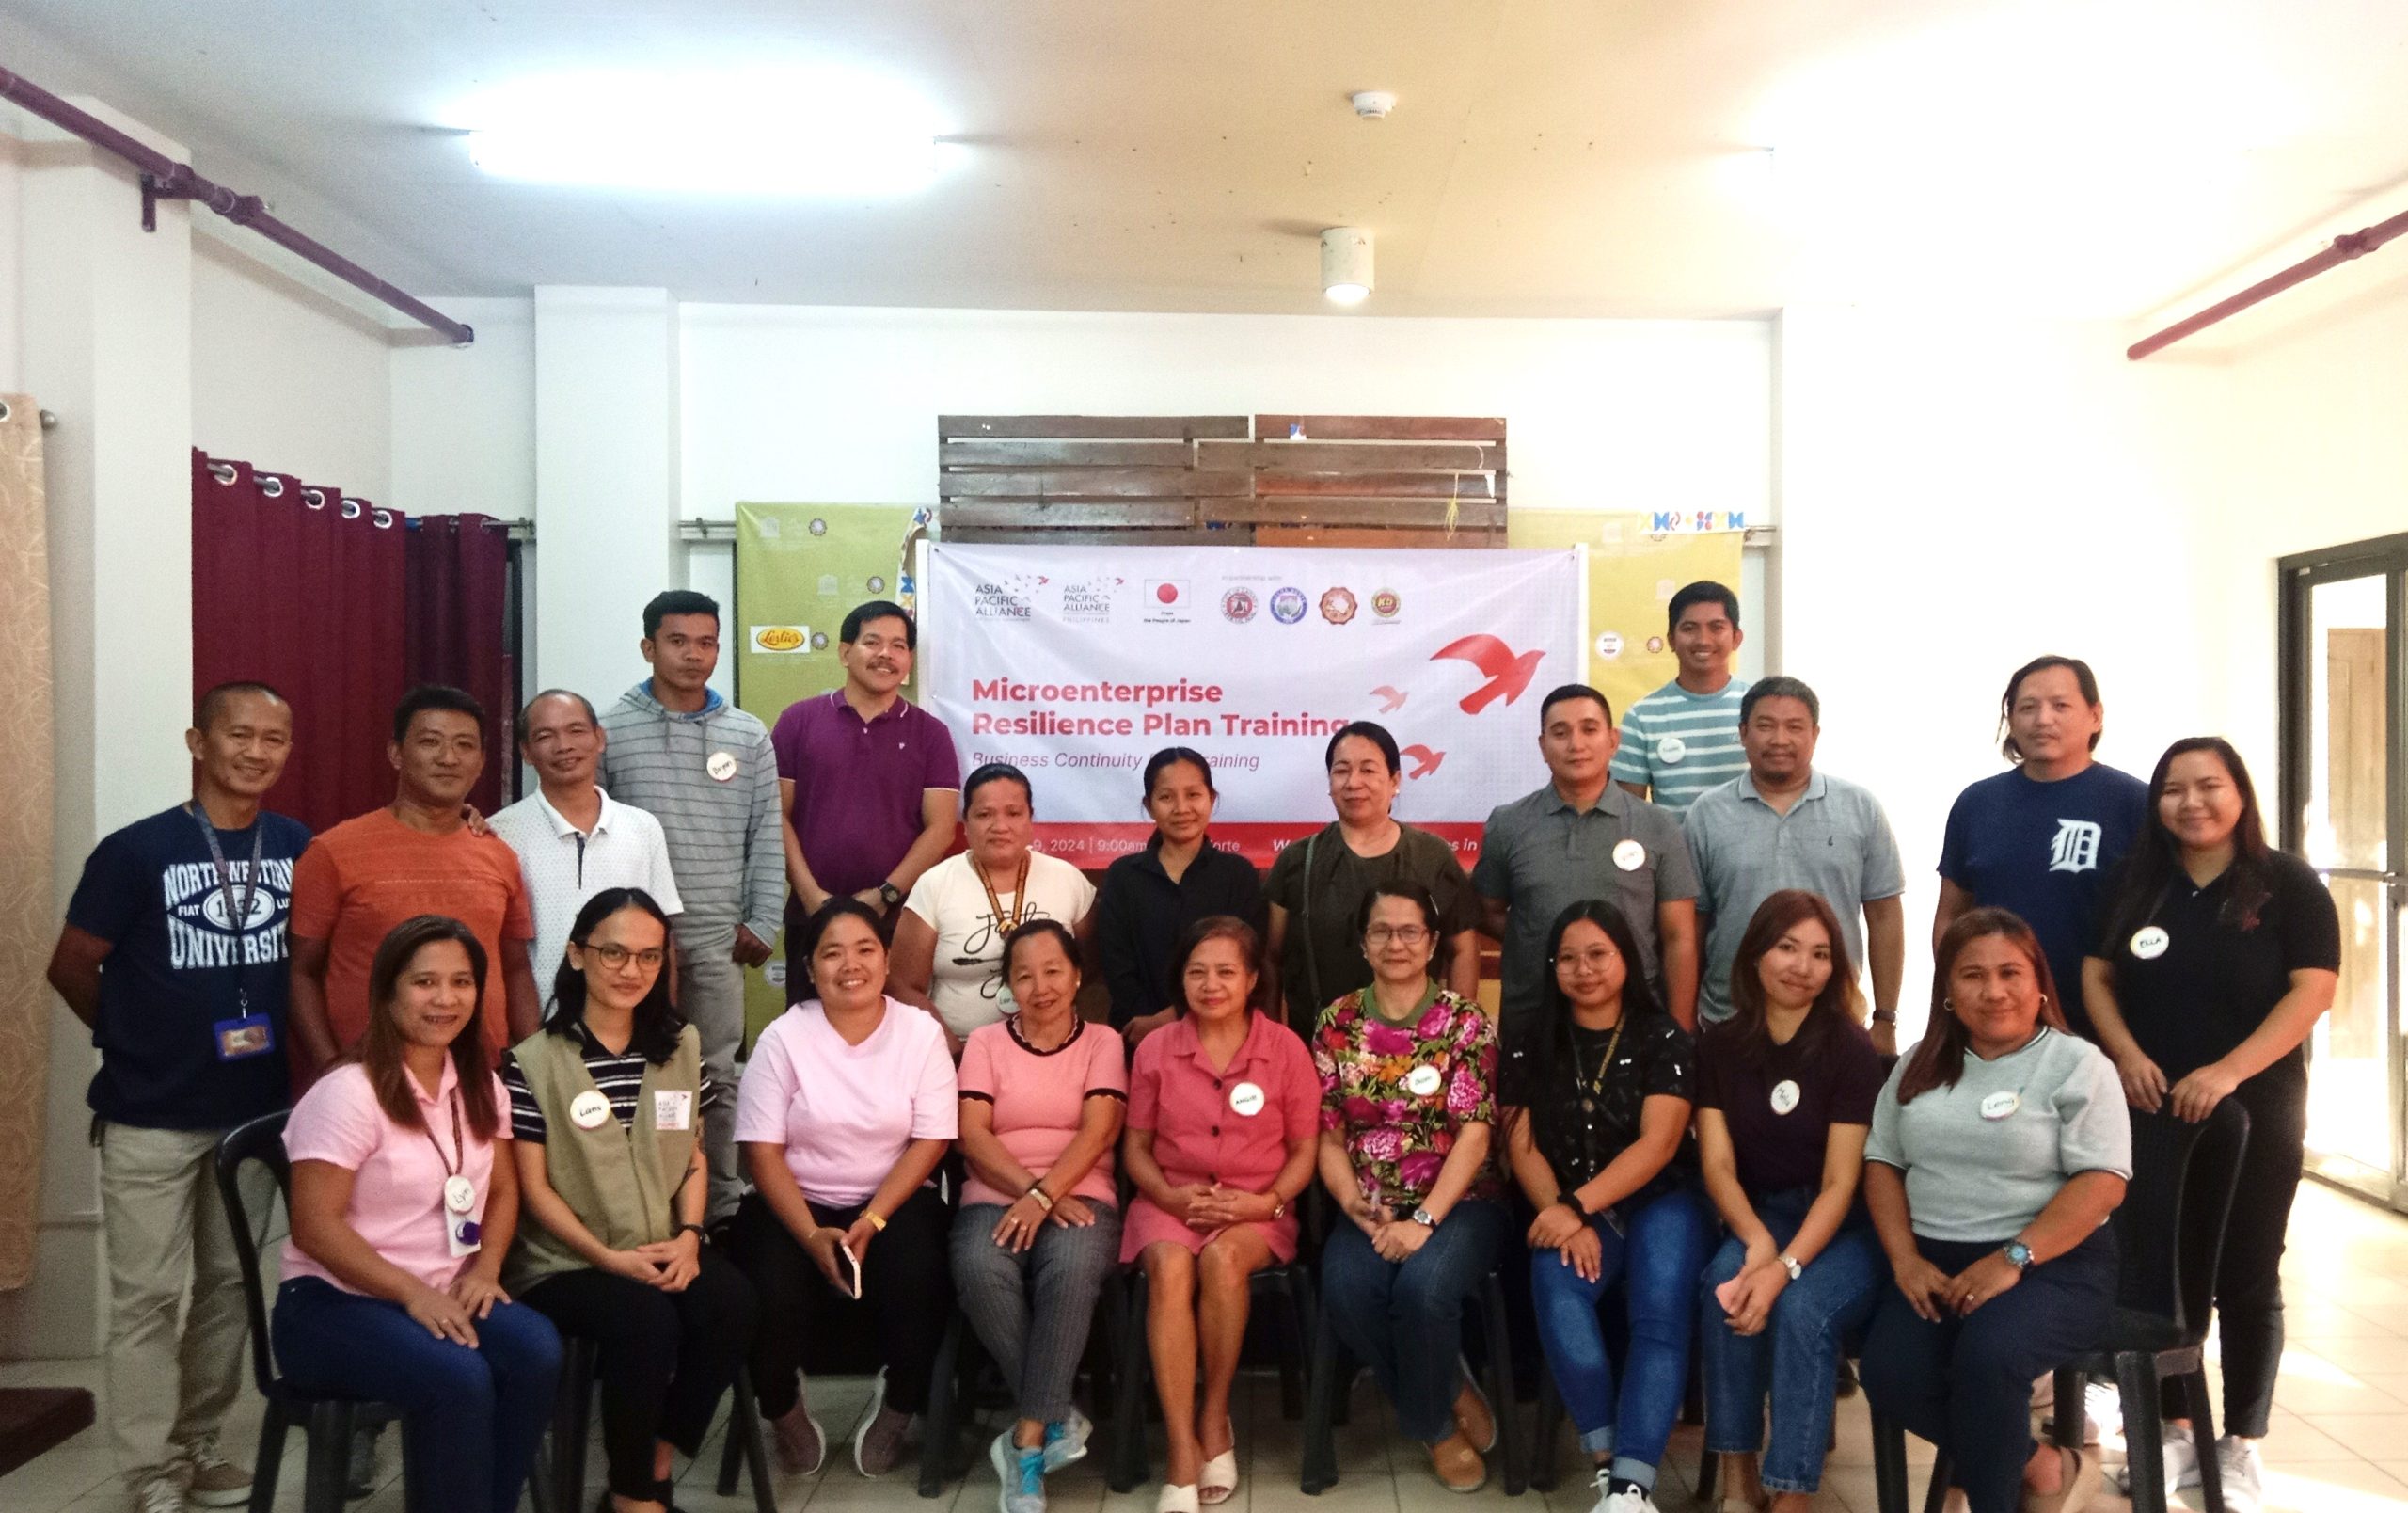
[950, 1201, 1121, 1425]
[673, 918, 745, 1224]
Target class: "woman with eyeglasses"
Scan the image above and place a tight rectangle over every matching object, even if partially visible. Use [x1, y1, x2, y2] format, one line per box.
[501, 888, 757, 1513]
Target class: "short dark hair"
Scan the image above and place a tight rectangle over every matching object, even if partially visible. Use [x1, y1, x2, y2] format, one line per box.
[515, 688, 600, 746]
[1667, 581, 1741, 635]
[841, 600, 916, 649]
[392, 684, 486, 747]
[1539, 683, 1612, 728]
[1739, 676, 1818, 727]
[1353, 881, 1442, 941]
[195, 680, 286, 733]
[1171, 914, 1265, 1017]
[1323, 720, 1401, 774]
[964, 762, 1035, 811]
[1999, 655, 2103, 762]
[1001, 918, 1082, 983]
[642, 590, 720, 639]
[1143, 746, 1216, 797]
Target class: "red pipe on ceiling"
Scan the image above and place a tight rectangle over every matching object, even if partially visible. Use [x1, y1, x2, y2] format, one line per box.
[2129, 206, 2408, 360]
[0, 63, 473, 346]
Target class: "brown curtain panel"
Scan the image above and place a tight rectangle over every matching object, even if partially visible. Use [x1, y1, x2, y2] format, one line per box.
[0, 397, 55, 1290]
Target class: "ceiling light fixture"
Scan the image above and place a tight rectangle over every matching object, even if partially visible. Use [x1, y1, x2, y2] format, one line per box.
[1321, 227, 1372, 305]
[459, 67, 947, 196]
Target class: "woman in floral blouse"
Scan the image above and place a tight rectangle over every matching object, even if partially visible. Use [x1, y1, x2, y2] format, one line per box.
[1312, 882, 1508, 1492]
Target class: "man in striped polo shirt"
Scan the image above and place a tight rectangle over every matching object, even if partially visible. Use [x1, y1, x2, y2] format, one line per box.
[1610, 580, 1751, 816]
[600, 590, 784, 1223]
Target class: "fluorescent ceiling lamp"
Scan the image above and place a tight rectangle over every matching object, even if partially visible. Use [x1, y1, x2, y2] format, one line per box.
[460, 68, 946, 195]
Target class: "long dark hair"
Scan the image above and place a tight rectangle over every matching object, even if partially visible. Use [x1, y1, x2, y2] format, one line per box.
[356, 915, 502, 1140]
[1172, 914, 1264, 1017]
[2099, 737, 2273, 944]
[1704, 889, 1861, 1070]
[1523, 900, 1666, 1162]
[1895, 908, 2067, 1105]
[547, 887, 685, 1063]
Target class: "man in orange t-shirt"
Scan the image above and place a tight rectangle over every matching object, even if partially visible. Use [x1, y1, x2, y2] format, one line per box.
[288, 685, 540, 1076]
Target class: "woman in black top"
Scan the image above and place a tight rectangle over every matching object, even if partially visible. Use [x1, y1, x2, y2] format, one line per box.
[1502, 900, 1709, 1513]
[1094, 748, 1262, 1044]
[2084, 737, 2339, 1508]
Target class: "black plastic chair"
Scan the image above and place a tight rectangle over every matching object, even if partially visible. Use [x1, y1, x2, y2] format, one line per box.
[214, 1110, 395, 1513]
[1299, 1263, 1525, 1495]
[555, 1331, 775, 1513]
[1105, 1259, 1319, 1493]
[914, 1281, 1130, 1498]
[1870, 1100, 2252, 1513]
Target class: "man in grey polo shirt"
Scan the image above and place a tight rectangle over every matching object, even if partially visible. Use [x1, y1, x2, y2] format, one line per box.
[1684, 675, 1907, 1053]
[1476, 684, 1700, 1050]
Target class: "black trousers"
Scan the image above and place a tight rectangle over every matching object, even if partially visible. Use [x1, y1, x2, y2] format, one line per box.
[733, 1184, 952, 1419]
[519, 1249, 758, 1502]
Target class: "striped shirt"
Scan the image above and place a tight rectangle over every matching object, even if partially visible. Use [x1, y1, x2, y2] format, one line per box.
[1608, 677, 1752, 815]
[598, 682, 784, 942]
[502, 1020, 720, 1141]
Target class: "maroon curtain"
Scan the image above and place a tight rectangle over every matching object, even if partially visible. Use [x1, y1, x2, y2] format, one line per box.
[192, 449, 406, 834]
[404, 515, 513, 817]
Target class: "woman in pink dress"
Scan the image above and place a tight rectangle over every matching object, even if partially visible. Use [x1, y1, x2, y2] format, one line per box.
[1121, 916, 1318, 1513]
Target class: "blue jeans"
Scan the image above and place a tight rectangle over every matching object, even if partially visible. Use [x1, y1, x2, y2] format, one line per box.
[1320, 1199, 1511, 1443]
[273, 1277, 562, 1513]
[1698, 1188, 1886, 1494]
[1530, 1186, 1713, 1492]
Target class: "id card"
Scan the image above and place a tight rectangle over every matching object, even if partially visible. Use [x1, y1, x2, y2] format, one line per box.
[214, 1013, 276, 1061]
[445, 1212, 483, 1259]
[654, 1090, 694, 1132]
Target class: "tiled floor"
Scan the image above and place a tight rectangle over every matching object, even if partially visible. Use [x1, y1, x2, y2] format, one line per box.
[12, 1180, 2408, 1512]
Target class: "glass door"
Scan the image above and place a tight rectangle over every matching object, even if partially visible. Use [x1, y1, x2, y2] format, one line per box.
[2282, 535, 2407, 1207]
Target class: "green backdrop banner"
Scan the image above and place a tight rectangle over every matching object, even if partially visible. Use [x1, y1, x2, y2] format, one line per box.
[732, 502, 919, 1042]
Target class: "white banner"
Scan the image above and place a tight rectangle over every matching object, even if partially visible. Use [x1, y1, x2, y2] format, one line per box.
[923, 543, 1582, 867]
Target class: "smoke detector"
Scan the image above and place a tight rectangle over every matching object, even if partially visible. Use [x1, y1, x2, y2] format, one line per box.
[1350, 90, 1397, 119]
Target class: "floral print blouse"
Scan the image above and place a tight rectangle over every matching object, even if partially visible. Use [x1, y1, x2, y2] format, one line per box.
[1313, 983, 1502, 1212]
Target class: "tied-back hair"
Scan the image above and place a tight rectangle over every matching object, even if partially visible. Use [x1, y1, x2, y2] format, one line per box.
[1705, 889, 1863, 1071]
[2099, 736, 2273, 942]
[1894, 907, 2067, 1106]
[1997, 655, 2103, 763]
[355, 915, 502, 1140]
[1172, 914, 1264, 1017]
[1521, 900, 1667, 1168]
[547, 887, 686, 1064]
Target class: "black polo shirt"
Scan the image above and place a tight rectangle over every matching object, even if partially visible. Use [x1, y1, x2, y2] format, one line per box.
[1093, 835, 1263, 1027]
[1504, 1011, 1698, 1218]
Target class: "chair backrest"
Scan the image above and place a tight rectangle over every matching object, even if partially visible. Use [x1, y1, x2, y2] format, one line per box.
[214, 1111, 293, 1401]
[2110, 1101, 2250, 1344]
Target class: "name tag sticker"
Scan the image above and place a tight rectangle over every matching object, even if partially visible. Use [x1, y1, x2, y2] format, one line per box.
[1406, 1064, 1443, 1097]
[1228, 1080, 1267, 1117]
[569, 1090, 612, 1130]
[213, 1014, 275, 1061]
[1979, 1091, 2020, 1121]
[2130, 926, 2170, 961]
[1769, 1078, 1801, 1115]
[654, 1090, 694, 1132]
[1657, 735, 1687, 765]
[1611, 838, 1646, 872]
[706, 750, 738, 782]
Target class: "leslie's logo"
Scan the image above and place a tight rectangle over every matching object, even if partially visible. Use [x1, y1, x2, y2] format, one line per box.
[1320, 587, 1358, 625]
[751, 625, 808, 653]
[1222, 588, 1258, 623]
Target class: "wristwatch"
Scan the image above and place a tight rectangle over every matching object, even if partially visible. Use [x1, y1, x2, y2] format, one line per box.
[2002, 1240, 2034, 1273]
[1411, 1207, 1437, 1229]
[1780, 1254, 1803, 1282]
[878, 881, 906, 909]
[1870, 1009, 1897, 1024]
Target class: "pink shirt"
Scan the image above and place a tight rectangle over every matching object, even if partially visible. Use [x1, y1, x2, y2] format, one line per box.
[280, 1060, 510, 1293]
[1127, 1011, 1319, 1194]
[735, 997, 958, 1208]
[958, 1016, 1129, 1208]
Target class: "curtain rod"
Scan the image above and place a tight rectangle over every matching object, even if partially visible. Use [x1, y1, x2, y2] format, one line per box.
[0, 63, 474, 346]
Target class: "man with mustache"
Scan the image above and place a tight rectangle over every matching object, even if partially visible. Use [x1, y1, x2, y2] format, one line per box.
[770, 599, 960, 989]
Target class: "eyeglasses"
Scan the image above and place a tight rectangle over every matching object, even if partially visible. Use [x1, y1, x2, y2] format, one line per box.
[584, 944, 666, 970]
[1364, 925, 1431, 946]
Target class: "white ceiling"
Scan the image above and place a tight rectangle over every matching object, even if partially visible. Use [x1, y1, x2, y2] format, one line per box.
[7, 0, 2408, 321]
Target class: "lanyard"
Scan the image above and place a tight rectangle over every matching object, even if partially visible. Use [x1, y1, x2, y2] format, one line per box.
[1573, 1015, 1628, 1110]
[977, 851, 1031, 936]
[424, 1090, 465, 1179]
[189, 804, 265, 1010]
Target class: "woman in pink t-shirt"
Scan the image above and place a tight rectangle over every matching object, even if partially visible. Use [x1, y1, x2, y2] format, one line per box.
[274, 915, 562, 1513]
[1123, 916, 1319, 1513]
[953, 919, 1129, 1513]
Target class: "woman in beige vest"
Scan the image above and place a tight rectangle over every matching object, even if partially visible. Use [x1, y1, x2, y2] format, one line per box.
[502, 888, 758, 1513]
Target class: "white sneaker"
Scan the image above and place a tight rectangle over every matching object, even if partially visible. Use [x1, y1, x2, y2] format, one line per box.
[1600, 1489, 1657, 1513]
[2215, 1436, 2264, 1513]
[2113, 1425, 2201, 1493]
[2082, 1381, 2123, 1446]
[132, 1473, 184, 1513]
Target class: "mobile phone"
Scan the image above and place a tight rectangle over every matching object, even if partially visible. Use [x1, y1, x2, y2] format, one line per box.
[840, 1244, 863, 1300]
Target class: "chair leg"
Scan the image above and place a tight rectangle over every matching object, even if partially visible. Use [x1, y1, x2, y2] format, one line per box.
[553, 1339, 596, 1513]
[1479, 1278, 1527, 1497]
[1870, 1412, 1908, 1513]
[1278, 1269, 1315, 1422]
[1921, 1453, 1954, 1513]
[2051, 1364, 2084, 1451]
[1109, 1274, 1153, 1493]
[247, 1401, 289, 1513]
[718, 1366, 752, 1497]
[1300, 1303, 1343, 1494]
[919, 1311, 965, 1498]
[303, 1401, 354, 1513]
[2183, 1368, 2224, 1513]
[2117, 1353, 2167, 1513]
[1532, 1368, 1562, 1492]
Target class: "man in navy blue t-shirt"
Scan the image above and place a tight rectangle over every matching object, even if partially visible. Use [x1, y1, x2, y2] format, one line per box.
[46, 681, 309, 1511]
[1934, 656, 2149, 1040]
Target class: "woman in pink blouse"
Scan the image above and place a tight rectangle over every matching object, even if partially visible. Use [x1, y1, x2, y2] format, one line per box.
[1122, 916, 1319, 1513]
[276, 915, 562, 1513]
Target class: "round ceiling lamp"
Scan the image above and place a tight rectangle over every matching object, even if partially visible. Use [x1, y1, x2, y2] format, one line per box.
[1321, 227, 1372, 305]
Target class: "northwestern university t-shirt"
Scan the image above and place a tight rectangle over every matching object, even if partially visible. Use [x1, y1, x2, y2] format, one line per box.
[67, 805, 312, 1128]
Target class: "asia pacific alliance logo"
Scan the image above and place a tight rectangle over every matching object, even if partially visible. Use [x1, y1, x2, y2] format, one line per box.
[1221, 587, 1258, 623]
[973, 574, 1045, 620]
[1371, 589, 1401, 619]
[1269, 586, 1308, 624]
[2048, 820, 2103, 874]
[1320, 587, 1358, 625]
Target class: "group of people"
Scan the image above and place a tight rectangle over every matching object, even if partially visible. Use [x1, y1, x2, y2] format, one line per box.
[47, 580, 2339, 1513]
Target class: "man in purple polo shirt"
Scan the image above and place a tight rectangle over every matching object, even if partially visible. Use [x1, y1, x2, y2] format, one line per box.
[773, 599, 962, 991]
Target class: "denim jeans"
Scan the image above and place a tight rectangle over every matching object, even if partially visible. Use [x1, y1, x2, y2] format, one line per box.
[1530, 1186, 1713, 1492]
[272, 1276, 562, 1513]
[1321, 1200, 1511, 1444]
[1697, 1187, 1887, 1494]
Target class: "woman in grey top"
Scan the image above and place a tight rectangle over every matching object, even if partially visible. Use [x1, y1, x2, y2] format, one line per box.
[1858, 908, 2130, 1513]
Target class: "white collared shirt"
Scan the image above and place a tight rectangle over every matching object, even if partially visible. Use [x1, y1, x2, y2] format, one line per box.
[488, 785, 684, 997]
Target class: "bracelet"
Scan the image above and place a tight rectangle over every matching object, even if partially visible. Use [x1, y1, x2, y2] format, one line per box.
[865, 1210, 888, 1233]
[674, 1222, 705, 1241]
[1025, 1184, 1055, 1213]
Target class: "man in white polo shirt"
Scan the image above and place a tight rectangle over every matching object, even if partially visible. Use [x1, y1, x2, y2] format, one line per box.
[490, 689, 685, 1011]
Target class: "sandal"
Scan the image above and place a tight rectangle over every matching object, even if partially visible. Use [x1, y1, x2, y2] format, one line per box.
[1156, 1486, 1198, 1513]
[1198, 1449, 1238, 1505]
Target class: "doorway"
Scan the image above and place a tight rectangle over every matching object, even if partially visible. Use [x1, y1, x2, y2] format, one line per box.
[2281, 534, 2407, 1208]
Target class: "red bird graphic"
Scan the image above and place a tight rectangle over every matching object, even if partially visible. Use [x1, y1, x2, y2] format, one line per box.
[1370, 686, 1407, 712]
[1402, 745, 1446, 779]
[1430, 635, 1545, 715]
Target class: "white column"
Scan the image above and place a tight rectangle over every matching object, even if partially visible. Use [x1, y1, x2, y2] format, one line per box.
[2, 100, 195, 1357]
[533, 286, 678, 708]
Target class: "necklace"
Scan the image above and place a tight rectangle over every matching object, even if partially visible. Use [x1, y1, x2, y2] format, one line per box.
[978, 850, 1032, 934]
[1572, 1014, 1627, 1115]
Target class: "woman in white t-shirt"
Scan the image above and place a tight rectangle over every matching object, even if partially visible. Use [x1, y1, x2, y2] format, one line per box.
[893, 763, 1099, 1046]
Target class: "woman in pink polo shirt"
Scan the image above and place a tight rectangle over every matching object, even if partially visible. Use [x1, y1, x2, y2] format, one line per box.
[1123, 915, 1319, 1513]
[275, 915, 562, 1513]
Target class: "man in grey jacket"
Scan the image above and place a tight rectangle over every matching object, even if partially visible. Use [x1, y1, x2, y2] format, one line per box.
[600, 590, 783, 1222]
